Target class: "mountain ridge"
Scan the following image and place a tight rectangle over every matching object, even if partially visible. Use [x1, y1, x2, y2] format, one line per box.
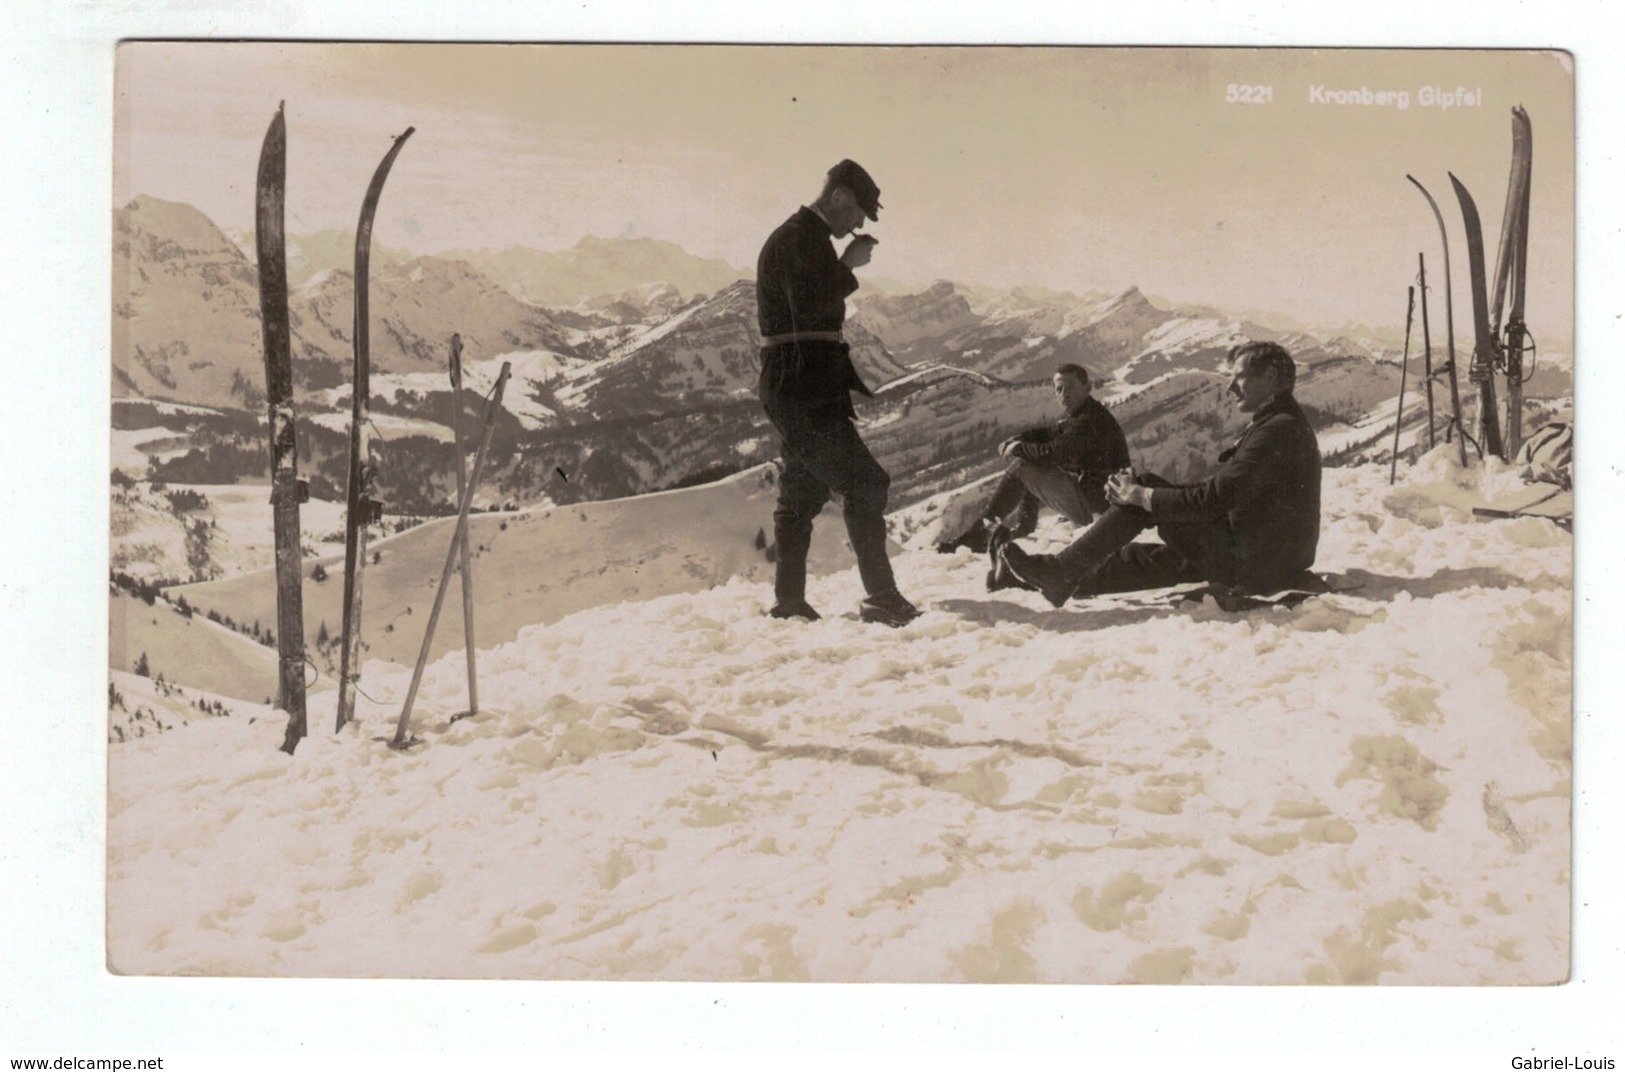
[111, 195, 1574, 566]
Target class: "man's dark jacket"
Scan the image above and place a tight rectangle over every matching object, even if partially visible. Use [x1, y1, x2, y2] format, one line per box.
[1150, 393, 1322, 592]
[756, 207, 872, 409]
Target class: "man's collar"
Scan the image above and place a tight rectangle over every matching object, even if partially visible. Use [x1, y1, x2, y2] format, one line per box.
[1250, 392, 1297, 422]
[804, 203, 836, 233]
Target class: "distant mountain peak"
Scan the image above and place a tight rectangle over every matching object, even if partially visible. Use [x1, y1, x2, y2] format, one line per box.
[123, 193, 212, 218]
[118, 195, 244, 260]
[714, 277, 755, 301]
[440, 235, 749, 308]
[571, 234, 684, 254]
[1109, 285, 1153, 309]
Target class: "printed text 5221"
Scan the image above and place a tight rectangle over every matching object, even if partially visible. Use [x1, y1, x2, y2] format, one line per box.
[1226, 84, 1274, 104]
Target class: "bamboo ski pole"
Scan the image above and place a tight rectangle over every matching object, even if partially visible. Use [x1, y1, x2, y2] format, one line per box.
[1390, 285, 1415, 485]
[392, 362, 511, 749]
[1417, 253, 1437, 450]
[448, 335, 479, 718]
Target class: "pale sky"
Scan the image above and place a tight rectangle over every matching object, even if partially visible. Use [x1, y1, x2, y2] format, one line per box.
[116, 43, 1574, 337]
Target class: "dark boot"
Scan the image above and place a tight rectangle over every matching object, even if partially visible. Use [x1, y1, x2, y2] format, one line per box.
[983, 469, 1029, 523]
[844, 498, 899, 599]
[859, 588, 921, 627]
[999, 542, 1078, 608]
[986, 557, 1038, 593]
[769, 599, 821, 621]
[936, 517, 992, 554]
[773, 508, 815, 607]
[985, 523, 1035, 592]
[1007, 495, 1041, 539]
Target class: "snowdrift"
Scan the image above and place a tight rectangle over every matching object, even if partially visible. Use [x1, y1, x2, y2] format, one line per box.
[166, 464, 888, 693]
[109, 450, 1571, 985]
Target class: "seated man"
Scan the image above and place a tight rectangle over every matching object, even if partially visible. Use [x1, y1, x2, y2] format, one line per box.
[995, 341, 1321, 607]
[937, 363, 1130, 555]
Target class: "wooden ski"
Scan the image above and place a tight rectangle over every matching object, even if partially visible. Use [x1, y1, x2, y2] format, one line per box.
[254, 103, 309, 755]
[336, 125, 415, 733]
[1448, 172, 1504, 461]
[1490, 106, 1534, 459]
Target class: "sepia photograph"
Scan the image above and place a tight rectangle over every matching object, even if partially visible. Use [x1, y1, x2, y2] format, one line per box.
[102, 42, 1578, 987]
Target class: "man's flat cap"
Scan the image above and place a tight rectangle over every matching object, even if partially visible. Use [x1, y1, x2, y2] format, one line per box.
[828, 159, 882, 220]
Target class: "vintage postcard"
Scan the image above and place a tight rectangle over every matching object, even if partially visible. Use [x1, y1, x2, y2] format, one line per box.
[108, 43, 1574, 984]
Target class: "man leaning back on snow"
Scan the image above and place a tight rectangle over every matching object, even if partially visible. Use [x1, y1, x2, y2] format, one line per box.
[992, 340, 1322, 607]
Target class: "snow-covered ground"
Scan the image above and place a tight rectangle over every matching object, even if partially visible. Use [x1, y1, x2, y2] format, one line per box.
[305, 409, 457, 443]
[107, 449, 1570, 984]
[111, 425, 194, 475]
[309, 349, 574, 433]
[111, 481, 348, 582]
[213, 484, 349, 558]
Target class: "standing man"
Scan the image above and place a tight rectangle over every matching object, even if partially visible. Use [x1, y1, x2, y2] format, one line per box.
[756, 159, 919, 627]
[937, 363, 1130, 557]
[996, 341, 1321, 607]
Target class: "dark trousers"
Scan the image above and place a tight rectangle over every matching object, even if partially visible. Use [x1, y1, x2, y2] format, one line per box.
[1053, 473, 1233, 596]
[760, 394, 897, 602]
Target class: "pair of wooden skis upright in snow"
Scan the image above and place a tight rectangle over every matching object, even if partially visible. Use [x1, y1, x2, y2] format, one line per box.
[253, 104, 508, 754]
[1404, 106, 1536, 470]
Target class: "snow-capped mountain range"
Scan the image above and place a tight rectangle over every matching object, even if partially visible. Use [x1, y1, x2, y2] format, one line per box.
[116, 192, 1566, 526]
